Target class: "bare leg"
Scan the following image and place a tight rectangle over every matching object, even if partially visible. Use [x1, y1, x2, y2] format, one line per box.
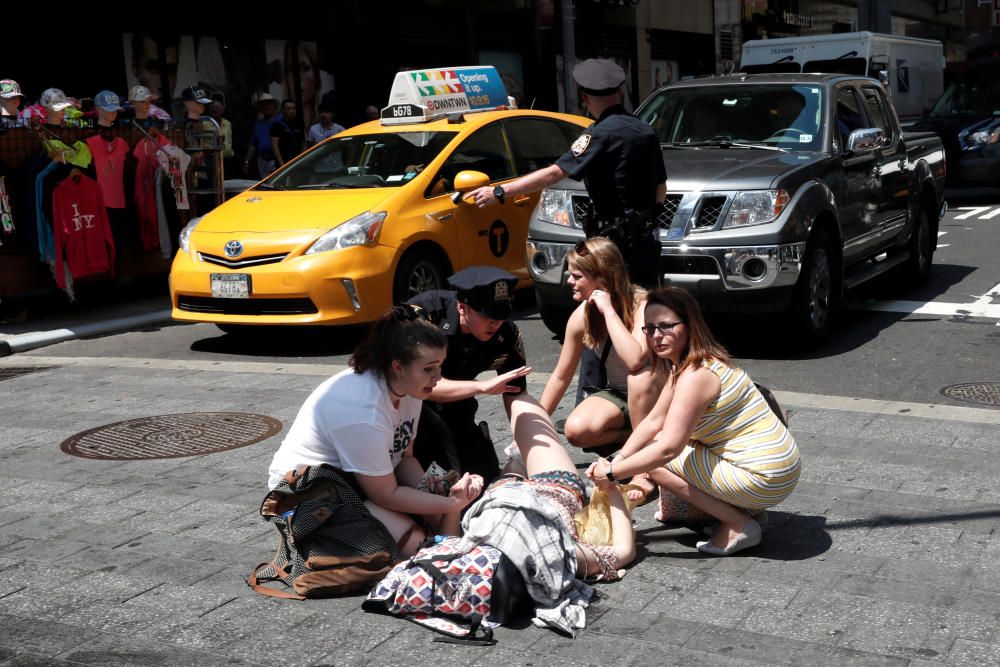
[564, 396, 628, 448]
[364, 501, 425, 558]
[646, 468, 750, 549]
[509, 394, 577, 477]
[623, 368, 664, 501]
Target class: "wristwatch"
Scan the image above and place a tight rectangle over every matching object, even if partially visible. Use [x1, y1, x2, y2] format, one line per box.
[493, 184, 506, 204]
[605, 459, 616, 482]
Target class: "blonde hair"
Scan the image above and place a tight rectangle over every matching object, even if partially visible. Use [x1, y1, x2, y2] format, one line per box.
[567, 237, 644, 349]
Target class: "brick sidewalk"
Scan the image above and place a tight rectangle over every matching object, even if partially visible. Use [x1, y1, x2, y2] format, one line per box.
[3, 360, 1000, 665]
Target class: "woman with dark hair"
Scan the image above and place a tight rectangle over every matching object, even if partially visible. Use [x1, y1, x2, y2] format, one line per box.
[587, 287, 800, 556]
[267, 305, 484, 557]
[538, 237, 662, 503]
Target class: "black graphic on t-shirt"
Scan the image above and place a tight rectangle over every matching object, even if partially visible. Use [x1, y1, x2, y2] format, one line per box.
[391, 418, 415, 455]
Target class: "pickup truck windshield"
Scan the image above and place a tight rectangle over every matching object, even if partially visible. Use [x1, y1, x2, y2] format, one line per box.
[261, 131, 458, 190]
[638, 84, 825, 151]
[929, 76, 1000, 117]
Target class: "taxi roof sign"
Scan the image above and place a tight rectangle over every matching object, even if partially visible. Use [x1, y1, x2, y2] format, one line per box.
[381, 66, 510, 125]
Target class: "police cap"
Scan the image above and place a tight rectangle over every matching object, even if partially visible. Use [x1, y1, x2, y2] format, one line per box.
[448, 266, 517, 320]
[573, 58, 626, 96]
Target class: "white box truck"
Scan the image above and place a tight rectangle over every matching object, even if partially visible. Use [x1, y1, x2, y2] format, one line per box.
[740, 31, 944, 122]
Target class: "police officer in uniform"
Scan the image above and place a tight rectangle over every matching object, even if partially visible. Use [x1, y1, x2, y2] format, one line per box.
[470, 57, 667, 288]
[470, 58, 667, 409]
[408, 266, 532, 484]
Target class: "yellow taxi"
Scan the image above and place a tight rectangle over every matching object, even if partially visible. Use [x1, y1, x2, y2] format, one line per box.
[169, 66, 590, 328]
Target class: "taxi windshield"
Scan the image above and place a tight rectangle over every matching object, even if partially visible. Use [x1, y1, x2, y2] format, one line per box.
[638, 84, 825, 151]
[261, 131, 458, 190]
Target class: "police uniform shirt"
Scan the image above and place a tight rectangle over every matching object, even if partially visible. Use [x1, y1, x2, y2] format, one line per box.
[407, 290, 527, 394]
[555, 104, 667, 218]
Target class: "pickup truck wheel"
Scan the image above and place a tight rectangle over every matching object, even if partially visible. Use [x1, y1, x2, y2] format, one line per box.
[791, 229, 837, 343]
[900, 207, 933, 287]
[393, 251, 446, 303]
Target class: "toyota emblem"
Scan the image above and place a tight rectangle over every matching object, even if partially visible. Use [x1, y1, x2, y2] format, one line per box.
[224, 240, 243, 258]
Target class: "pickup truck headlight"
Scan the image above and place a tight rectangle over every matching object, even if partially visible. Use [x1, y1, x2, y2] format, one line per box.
[304, 211, 387, 254]
[722, 190, 790, 228]
[537, 190, 581, 229]
[966, 127, 1000, 148]
[178, 217, 202, 253]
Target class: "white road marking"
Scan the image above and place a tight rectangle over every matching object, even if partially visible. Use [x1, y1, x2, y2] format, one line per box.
[983, 208, 1000, 219]
[937, 230, 949, 248]
[954, 206, 990, 219]
[3, 355, 999, 425]
[858, 281, 1000, 322]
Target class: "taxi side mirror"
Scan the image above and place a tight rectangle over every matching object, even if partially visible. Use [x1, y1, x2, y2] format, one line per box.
[453, 170, 490, 192]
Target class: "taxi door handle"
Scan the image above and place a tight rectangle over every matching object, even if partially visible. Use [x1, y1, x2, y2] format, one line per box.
[435, 213, 453, 222]
[511, 195, 533, 207]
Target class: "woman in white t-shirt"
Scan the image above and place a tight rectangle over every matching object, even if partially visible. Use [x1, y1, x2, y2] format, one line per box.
[268, 305, 484, 556]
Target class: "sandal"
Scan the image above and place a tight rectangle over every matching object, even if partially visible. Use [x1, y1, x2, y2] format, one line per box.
[622, 473, 657, 507]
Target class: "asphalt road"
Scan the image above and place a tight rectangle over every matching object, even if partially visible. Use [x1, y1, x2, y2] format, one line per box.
[26, 200, 1000, 409]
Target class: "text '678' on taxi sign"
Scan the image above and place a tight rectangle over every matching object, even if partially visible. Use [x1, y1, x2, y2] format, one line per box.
[381, 66, 510, 125]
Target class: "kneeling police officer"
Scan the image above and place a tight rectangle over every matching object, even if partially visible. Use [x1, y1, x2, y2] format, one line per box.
[408, 267, 531, 484]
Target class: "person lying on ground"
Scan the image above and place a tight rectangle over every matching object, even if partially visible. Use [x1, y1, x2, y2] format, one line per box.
[267, 305, 484, 557]
[537, 237, 663, 503]
[587, 287, 801, 556]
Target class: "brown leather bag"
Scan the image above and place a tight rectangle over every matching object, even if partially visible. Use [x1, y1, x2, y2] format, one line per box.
[247, 464, 399, 600]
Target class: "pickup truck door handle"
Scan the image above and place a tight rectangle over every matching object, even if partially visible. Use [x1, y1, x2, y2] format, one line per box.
[512, 195, 533, 207]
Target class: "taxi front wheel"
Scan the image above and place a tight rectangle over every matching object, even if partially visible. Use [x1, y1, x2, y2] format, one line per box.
[393, 250, 447, 303]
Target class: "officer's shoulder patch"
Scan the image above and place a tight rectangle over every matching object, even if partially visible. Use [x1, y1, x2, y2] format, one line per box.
[571, 133, 592, 156]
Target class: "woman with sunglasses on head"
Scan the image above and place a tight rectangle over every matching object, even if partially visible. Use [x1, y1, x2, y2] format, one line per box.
[267, 305, 484, 558]
[587, 287, 800, 556]
[538, 237, 663, 503]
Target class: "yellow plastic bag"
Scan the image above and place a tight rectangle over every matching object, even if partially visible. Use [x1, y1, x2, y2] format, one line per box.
[573, 485, 639, 546]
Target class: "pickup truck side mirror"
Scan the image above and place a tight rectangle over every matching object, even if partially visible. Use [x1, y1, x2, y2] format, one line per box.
[847, 128, 885, 153]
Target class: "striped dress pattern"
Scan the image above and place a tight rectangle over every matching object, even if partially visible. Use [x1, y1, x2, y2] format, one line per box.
[664, 360, 800, 510]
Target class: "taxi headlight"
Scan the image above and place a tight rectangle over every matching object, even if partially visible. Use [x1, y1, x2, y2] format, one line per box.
[178, 216, 202, 253]
[722, 190, 790, 228]
[305, 211, 387, 254]
[537, 189, 581, 229]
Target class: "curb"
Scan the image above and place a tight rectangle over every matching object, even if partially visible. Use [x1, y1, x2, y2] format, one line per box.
[0, 309, 173, 357]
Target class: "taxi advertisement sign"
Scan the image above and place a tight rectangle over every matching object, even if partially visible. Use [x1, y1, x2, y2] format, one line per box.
[381, 66, 509, 124]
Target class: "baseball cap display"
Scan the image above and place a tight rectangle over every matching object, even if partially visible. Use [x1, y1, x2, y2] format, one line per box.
[40, 88, 72, 111]
[94, 90, 123, 112]
[128, 85, 155, 102]
[0, 79, 23, 99]
[449, 266, 518, 320]
[181, 86, 212, 104]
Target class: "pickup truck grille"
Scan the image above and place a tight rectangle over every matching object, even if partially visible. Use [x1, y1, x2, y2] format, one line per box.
[657, 194, 684, 228]
[570, 194, 683, 229]
[693, 196, 728, 229]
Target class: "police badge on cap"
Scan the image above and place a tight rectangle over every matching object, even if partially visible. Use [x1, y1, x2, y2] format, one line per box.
[448, 266, 518, 320]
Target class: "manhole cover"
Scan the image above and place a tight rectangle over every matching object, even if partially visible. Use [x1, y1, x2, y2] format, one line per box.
[0, 366, 54, 382]
[60, 412, 283, 460]
[940, 382, 1000, 408]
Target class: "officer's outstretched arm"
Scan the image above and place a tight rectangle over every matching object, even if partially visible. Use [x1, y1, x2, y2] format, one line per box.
[471, 164, 568, 207]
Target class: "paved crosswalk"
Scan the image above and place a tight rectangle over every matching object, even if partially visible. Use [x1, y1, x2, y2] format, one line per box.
[954, 206, 1000, 219]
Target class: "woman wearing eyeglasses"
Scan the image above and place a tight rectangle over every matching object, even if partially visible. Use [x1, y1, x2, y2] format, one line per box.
[538, 237, 663, 503]
[587, 287, 800, 556]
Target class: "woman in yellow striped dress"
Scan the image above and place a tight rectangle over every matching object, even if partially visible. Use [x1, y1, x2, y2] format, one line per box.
[587, 287, 800, 556]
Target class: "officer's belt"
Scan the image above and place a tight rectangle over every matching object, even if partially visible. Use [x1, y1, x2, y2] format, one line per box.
[578, 202, 657, 241]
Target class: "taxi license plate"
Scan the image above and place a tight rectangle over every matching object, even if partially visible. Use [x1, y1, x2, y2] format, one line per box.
[211, 273, 250, 299]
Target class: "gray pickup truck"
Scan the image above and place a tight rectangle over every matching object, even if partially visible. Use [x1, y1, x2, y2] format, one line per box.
[526, 73, 946, 342]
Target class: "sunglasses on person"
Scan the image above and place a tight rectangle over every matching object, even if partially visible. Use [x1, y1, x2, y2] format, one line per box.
[574, 240, 589, 256]
[641, 320, 685, 335]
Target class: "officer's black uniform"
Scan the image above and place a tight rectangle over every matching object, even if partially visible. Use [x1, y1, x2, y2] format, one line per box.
[554, 60, 667, 288]
[407, 268, 527, 484]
